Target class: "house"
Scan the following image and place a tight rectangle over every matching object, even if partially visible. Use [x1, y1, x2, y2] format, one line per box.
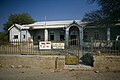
[8, 20, 120, 48]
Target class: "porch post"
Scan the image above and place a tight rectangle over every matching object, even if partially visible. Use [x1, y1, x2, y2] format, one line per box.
[65, 28, 69, 48]
[79, 28, 83, 49]
[44, 29, 48, 41]
[107, 27, 110, 41]
[26, 30, 27, 41]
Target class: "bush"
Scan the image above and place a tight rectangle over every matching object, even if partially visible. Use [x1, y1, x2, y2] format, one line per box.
[0, 32, 8, 43]
[81, 53, 94, 66]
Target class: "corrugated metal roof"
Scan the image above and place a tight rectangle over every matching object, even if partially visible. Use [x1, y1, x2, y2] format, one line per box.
[8, 20, 83, 30]
[23, 20, 81, 26]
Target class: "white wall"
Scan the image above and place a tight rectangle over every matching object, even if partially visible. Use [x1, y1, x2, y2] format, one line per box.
[21, 30, 27, 41]
[26, 30, 33, 41]
[9, 26, 33, 42]
[9, 27, 20, 42]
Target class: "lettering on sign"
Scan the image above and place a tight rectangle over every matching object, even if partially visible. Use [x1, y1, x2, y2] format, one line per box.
[52, 43, 65, 49]
[39, 41, 51, 49]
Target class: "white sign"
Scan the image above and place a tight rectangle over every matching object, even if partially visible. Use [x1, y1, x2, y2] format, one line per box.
[52, 43, 65, 49]
[39, 41, 51, 49]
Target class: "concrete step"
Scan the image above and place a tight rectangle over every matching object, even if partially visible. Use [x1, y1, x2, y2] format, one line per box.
[64, 64, 93, 70]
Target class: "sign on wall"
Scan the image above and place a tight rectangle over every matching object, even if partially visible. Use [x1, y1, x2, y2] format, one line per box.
[39, 41, 51, 49]
[52, 43, 65, 49]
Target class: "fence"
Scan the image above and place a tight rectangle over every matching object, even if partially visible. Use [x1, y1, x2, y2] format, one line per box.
[0, 41, 65, 55]
[0, 40, 120, 55]
[83, 40, 120, 55]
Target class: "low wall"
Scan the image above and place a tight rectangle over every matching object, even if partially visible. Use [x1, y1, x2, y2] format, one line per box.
[1, 54, 120, 71]
[0, 55, 65, 69]
[94, 55, 120, 71]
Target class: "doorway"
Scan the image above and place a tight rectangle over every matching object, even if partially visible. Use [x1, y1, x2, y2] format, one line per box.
[69, 26, 79, 46]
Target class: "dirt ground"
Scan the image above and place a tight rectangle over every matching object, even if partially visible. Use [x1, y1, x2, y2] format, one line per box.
[0, 68, 120, 80]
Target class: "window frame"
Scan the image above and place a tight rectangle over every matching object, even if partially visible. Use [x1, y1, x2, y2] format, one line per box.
[94, 30, 99, 40]
[13, 35, 18, 39]
[50, 32, 54, 41]
[23, 35, 25, 39]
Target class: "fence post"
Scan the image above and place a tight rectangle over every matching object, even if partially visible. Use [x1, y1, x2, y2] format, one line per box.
[55, 57, 58, 69]
[19, 41, 21, 54]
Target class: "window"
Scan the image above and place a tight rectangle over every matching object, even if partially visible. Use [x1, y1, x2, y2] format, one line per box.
[60, 31, 64, 41]
[38, 36, 41, 40]
[23, 35, 25, 39]
[70, 31, 77, 35]
[60, 35, 64, 41]
[94, 31, 99, 40]
[118, 37, 120, 41]
[83, 31, 88, 41]
[13, 35, 18, 39]
[50, 32, 54, 41]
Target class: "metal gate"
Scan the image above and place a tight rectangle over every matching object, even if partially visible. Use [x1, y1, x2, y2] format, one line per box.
[65, 39, 81, 65]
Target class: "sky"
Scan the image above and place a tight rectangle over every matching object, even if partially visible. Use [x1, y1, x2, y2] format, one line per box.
[0, 0, 100, 31]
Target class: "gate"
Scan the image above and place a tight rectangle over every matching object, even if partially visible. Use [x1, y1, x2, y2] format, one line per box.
[65, 39, 81, 65]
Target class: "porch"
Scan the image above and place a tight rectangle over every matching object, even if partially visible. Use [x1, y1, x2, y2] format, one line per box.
[28, 28, 65, 43]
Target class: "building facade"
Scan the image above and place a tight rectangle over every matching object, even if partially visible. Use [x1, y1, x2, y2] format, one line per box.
[8, 20, 83, 47]
[8, 20, 120, 47]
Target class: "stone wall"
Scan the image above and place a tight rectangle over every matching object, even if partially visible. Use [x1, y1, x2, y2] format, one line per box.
[94, 55, 120, 71]
[0, 55, 65, 69]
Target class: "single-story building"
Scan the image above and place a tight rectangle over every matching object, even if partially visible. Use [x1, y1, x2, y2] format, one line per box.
[8, 20, 120, 47]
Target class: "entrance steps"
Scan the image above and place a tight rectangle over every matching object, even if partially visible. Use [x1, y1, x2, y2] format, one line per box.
[64, 64, 93, 70]
[64, 60, 93, 70]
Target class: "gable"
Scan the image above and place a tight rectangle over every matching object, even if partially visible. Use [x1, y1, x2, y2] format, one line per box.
[10, 26, 20, 33]
[66, 21, 83, 29]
